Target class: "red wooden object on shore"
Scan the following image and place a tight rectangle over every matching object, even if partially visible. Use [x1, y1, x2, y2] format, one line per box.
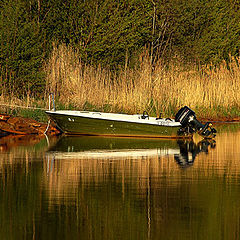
[0, 114, 60, 136]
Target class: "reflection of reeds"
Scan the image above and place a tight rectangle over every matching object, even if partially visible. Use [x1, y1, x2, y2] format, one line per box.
[1, 131, 240, 238]
[41, 130, 240, 203]
[0, 135, 50, 182]
[45, 45, 240, 117]
[40, 131, 240, 239]
[1, 130, 240, 197]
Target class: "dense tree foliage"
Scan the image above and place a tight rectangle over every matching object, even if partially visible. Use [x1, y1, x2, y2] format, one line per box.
[1, 0, 240, 96]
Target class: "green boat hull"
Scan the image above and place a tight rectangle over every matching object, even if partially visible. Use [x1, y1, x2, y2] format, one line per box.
[46, 111, 192, 139]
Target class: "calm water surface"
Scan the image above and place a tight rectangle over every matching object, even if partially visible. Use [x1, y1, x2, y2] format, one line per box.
[0, 123, 240, 240]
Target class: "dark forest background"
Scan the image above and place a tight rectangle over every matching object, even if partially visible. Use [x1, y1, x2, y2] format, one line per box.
[1, 0, 240, 96]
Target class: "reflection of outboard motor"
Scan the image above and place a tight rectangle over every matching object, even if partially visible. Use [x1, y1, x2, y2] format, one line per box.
[174, 140, 196, 167]
[175, 106, 217, 138]
[174, 139, 216, 167]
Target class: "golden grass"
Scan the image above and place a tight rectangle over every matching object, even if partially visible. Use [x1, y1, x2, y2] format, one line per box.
[45, 45, 240, 118]
[1, 44, 239, 119]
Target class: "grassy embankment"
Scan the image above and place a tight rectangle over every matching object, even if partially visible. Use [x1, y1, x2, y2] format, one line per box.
[1, 45, 240, 122]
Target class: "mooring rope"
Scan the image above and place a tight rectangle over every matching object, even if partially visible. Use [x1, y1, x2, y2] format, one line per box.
[44, 129, 50, 145]
[44, 119, 51, 135]
[0, 103, 48, 111]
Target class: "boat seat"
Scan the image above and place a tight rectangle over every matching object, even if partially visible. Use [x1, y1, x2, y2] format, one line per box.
[156, 113, 163, 120]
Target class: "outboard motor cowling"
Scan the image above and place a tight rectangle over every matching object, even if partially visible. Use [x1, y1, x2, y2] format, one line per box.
[175, 106, 216, 138]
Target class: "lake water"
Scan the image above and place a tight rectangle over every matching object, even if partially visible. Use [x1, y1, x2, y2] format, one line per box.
[0, 123, 240, 240]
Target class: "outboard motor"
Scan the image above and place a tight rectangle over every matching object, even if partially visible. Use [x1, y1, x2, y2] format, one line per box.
[175, 106, 216, 138]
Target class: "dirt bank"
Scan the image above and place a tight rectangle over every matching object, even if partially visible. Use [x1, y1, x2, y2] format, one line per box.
[200, 117, 240, 123]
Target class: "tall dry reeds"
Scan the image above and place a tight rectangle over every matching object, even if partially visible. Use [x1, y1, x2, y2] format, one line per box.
[45, 44, 240, 118]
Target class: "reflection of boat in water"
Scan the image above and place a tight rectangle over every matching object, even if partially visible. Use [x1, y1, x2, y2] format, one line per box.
[47, 136, 180, 158]
[174, 139, 216, 167]
[47, 136, 216, 167]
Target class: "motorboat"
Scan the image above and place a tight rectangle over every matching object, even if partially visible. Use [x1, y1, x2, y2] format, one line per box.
[45, 106, 216, 139]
